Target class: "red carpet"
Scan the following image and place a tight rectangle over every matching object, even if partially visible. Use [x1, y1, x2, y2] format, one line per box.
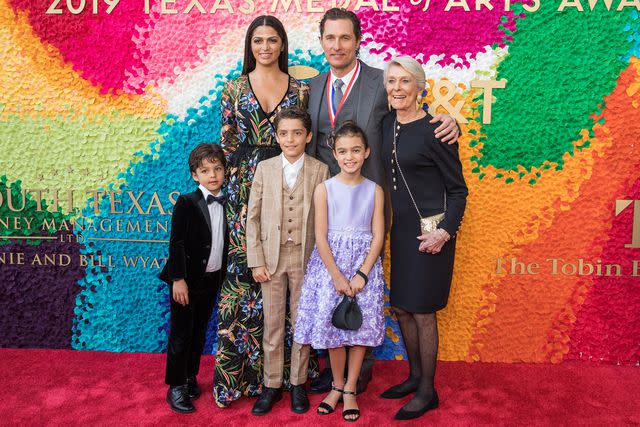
[1, 349, 638, 426]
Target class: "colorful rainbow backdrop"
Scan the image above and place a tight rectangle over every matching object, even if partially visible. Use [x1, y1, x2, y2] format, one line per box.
[1, 0, 638, 364]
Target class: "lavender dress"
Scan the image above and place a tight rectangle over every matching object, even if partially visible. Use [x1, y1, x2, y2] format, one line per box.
[294, 177, 385, 349]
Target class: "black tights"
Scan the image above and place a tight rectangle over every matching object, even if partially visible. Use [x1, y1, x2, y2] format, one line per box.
[393, 307, 438, 410]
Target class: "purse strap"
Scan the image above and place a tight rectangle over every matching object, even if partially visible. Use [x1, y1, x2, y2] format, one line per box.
[392, 118, 446, 222]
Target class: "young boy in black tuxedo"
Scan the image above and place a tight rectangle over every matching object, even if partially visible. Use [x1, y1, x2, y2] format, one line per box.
[160, 143, 227, 414]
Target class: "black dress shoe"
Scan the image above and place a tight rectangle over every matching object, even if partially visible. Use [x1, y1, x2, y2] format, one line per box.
[166, 385, 195, 414]
[394, 391, 439, 421]
[380, 381, 419, 399]
[251, 386, 283, 416]
[186, 376, 201, 400]
[290, 384, 310, 414]
[356, 367, 372, 395]
[310, 368, 333, 394]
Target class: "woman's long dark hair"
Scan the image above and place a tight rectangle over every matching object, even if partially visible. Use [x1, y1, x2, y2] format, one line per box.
[242, 15, 289, 75]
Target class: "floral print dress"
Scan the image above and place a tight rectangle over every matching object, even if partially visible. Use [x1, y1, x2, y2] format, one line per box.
[213, 74, 318, 407]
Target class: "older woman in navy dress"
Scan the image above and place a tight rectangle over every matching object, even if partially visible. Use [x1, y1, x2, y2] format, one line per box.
[380, 56, 468, 420]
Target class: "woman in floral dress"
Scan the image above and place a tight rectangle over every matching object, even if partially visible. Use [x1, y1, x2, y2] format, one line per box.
[213, 15, 317, 407]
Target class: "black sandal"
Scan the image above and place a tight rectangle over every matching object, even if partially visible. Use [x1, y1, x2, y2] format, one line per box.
[317, 383, 343, 415]
[342, 389, 360, 422]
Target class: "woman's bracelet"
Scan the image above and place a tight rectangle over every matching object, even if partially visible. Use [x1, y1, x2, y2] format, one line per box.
[355, 269, 369, 285]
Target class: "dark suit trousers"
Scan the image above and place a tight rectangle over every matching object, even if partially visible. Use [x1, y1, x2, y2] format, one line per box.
[165, 271, 221, 386]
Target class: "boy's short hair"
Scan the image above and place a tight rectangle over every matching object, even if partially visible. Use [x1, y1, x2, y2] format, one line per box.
[188, 143, 226, 173]
[274, 107, 312, 134]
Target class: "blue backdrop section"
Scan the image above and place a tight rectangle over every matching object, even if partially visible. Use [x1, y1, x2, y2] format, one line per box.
[624, 11, 640, 61]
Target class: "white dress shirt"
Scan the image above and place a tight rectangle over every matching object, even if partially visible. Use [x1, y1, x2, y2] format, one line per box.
[281, 153, 305, 189]
[198, 184, 224, 273]
[330, 60, 361, 104]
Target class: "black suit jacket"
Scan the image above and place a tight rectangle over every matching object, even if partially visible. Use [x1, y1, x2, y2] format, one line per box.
[159, 189, 228, 287]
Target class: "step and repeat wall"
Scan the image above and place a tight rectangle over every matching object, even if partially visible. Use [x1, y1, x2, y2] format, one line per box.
[1, 0, 639, 364]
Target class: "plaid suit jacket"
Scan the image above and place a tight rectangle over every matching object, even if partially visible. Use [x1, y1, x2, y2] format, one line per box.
[246, 153, 330, 274]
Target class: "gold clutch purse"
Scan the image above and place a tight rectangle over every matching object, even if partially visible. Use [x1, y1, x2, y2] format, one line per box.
[420, 213, 445, 235]
[393, 118, 446, 235]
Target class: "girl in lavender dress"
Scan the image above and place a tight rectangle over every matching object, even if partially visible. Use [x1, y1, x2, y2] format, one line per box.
[294, 121, 385, 422]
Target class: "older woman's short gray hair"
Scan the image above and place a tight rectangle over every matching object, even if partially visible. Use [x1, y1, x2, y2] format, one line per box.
[384, 56, 426, 90]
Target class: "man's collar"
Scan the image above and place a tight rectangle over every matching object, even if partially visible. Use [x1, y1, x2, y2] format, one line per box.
[330, 60, 360, 85]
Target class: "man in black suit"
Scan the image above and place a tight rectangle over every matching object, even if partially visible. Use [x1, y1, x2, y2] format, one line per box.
[160, 143, 228, 414]
[306, 8, 461, 395]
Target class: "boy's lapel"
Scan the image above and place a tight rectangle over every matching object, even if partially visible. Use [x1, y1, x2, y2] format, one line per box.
[222, 217, 228, 271]
[272, 158, 283, 222]
[196, 189, 212, 232]
[302, 155, 316, 221]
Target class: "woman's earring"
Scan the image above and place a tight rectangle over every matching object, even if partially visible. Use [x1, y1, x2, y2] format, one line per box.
[416, 94, 422, 110]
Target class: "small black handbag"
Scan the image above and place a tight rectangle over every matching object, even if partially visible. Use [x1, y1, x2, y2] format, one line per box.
[331, 295, 363, 331]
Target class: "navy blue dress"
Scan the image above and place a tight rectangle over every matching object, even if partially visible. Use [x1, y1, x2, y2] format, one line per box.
[382, 112, 468, 313]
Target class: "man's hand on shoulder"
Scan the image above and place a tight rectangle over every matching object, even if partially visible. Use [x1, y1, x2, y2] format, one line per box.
[430, 114, 460, 145]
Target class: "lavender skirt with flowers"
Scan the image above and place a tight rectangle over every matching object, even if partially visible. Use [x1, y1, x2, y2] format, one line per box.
[294, 230, 385, 349]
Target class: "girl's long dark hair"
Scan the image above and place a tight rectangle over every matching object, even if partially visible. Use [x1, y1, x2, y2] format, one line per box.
[242, 15, 289, 75]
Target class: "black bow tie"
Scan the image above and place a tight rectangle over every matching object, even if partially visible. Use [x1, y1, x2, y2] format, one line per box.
[206, 194, 226, 205]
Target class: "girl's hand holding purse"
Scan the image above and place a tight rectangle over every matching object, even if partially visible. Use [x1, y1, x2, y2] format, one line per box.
[333, 274, 353, 297]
